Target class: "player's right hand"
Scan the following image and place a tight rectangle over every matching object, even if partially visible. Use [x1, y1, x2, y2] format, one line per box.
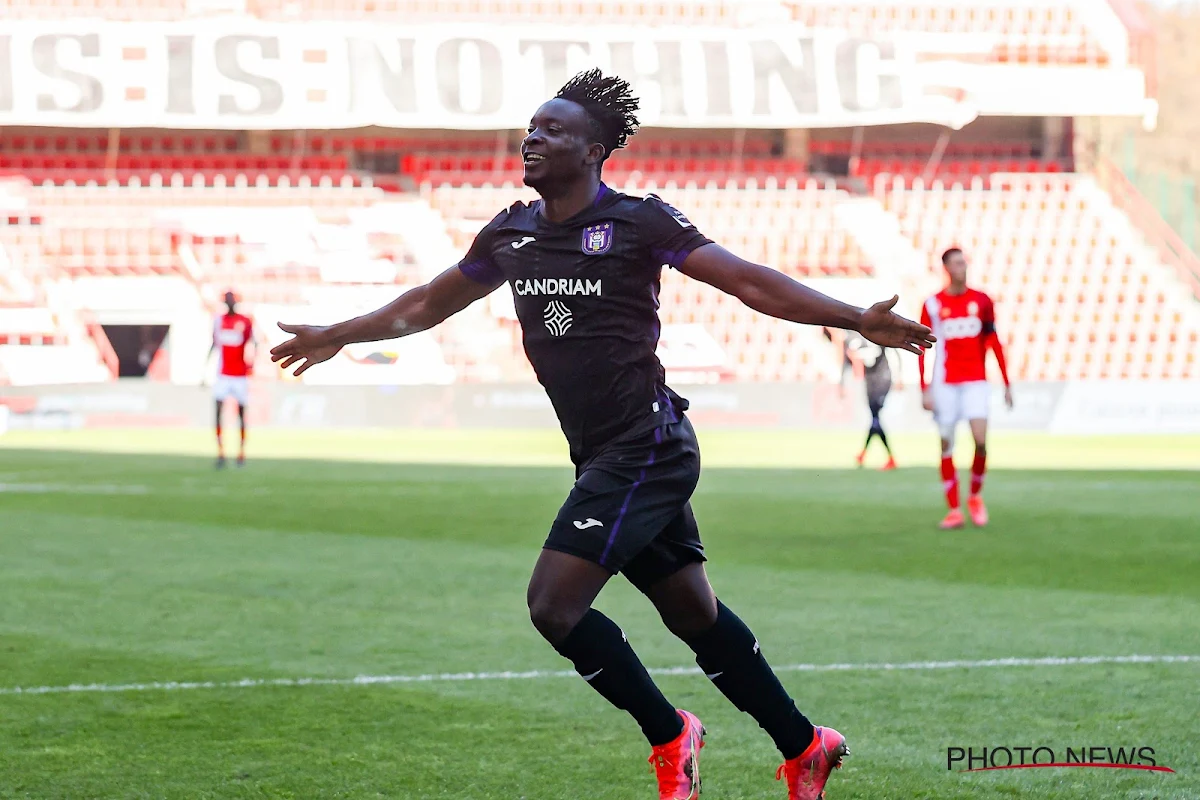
[922, 389, 934, 412]
[858, 296, 936, 355]
[271, 323, 342, 376]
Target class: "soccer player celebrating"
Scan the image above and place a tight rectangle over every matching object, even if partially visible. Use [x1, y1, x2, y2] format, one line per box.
[919, 248, 1013, 529]
[271, 71, 933, 800]
[208, 290, 256, 468]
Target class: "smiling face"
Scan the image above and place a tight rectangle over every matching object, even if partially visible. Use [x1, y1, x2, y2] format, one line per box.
[521, 98, 606, 193]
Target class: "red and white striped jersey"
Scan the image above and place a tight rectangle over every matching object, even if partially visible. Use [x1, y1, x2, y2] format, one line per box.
[214, 313, 254, 377]
[920, 288, 996, 385]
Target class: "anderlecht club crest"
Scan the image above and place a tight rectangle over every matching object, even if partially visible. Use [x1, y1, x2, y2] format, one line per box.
[581, 221, 614, 255]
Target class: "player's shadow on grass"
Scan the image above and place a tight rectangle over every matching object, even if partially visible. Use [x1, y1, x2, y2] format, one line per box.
[4, 447, 1198, 599]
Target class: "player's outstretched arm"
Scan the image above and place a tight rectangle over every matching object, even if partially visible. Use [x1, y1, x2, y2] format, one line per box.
[271, 266, 496, 376]
[678, 243, 935, 355]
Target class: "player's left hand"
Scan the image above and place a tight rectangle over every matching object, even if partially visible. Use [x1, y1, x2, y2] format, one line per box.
[1004, 386, 1014, 409]
[859, 296, 936, 355]
[271, 323, 342, 376]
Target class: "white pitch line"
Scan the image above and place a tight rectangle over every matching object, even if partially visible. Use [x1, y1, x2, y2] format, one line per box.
[0, 482, 149, 495]
[1, 654, 1196, 698]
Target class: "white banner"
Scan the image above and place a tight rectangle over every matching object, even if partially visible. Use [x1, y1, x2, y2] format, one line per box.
[0, 20, 980, 130]
[1049, 380, 1200, 435]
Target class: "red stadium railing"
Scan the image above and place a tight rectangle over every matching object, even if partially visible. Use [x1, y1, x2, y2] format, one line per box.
[1097, 158, 1200, 301]
[80, 311, 120, 379]
[1106, 0, 1158, 97]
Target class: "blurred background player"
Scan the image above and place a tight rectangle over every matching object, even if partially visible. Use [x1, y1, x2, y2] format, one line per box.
[824, 328, 900, 470]
[208, 291, 256, 468]
[919, 249, 1013, 529]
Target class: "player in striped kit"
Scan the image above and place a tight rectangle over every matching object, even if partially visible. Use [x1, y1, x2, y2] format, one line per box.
[208, 291, 256, 468]
[919, 249, 1013, 529]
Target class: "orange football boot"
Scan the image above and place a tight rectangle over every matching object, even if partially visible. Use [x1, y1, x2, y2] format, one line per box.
[939, 508, 965, 530]
[777, 726, 849, 800]
[880, 457, 897, 471]
[648, 710, 706, 800]
[967, 495, 989, 526]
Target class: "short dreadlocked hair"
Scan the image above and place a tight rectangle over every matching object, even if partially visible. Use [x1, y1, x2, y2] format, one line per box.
[555, 69, 641, 165]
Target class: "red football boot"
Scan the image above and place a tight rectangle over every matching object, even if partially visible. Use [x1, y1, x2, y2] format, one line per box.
[648, 710, 706, 800]
[776, 726, 849, 800]
[939, 508, 965, 530]
[967, 495, 989, 526]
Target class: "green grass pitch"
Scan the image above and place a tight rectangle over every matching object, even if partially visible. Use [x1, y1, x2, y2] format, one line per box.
[1, 428, 1197, 798]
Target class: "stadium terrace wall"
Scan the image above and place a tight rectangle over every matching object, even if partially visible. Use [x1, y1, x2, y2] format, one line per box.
[3, 381, 1199, 434]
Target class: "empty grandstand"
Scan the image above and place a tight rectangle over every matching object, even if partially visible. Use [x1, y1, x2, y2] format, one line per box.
[0, 0, 1193, 435]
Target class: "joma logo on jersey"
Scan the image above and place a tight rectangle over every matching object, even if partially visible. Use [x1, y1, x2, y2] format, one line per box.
[941, 317, 983, 340]
[514, 278, 602, 297]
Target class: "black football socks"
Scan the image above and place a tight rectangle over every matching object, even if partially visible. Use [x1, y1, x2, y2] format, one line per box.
[875, 423, 892, 455]
[684, 600, 815, 760]
[553, 608, 684, 746]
